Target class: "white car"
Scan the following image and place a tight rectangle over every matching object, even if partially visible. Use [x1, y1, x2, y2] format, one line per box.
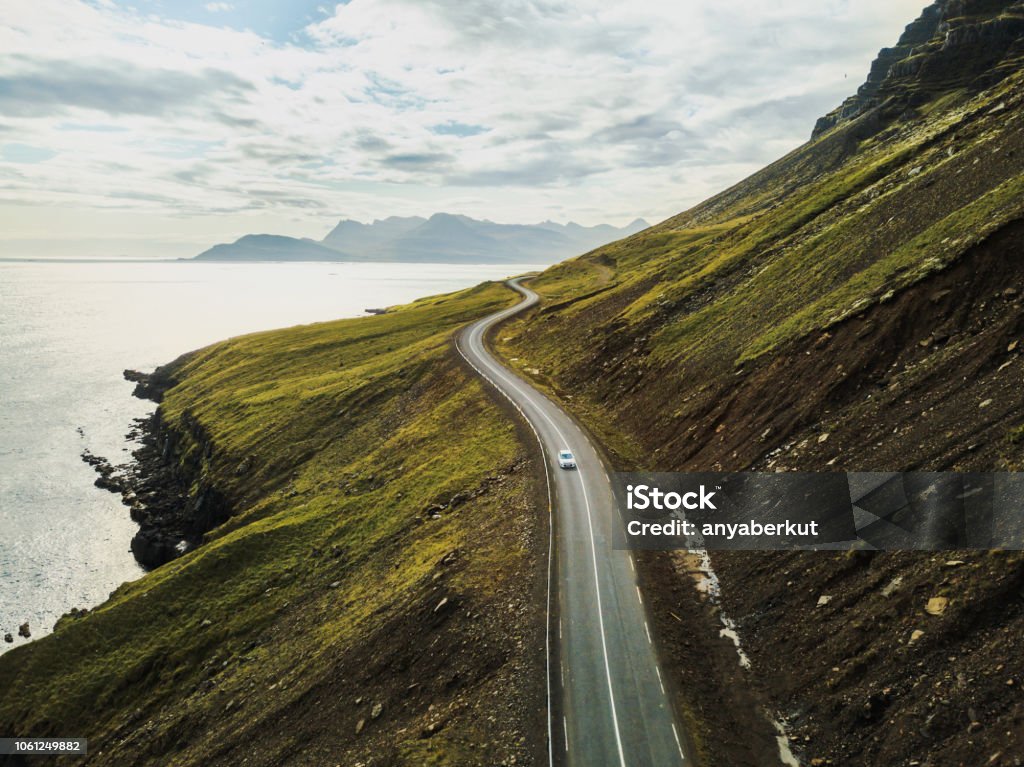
[557, 450, 576, 469]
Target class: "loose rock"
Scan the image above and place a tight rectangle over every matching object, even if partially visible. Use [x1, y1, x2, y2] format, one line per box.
[925, 597, 949, 616]
[881, 575, 904, 598]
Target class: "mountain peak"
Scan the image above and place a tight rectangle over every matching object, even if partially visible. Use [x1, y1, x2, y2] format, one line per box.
[195, 233, 343, 261]
[812, 0, 1024, 139]
[196, 213, 654, 264]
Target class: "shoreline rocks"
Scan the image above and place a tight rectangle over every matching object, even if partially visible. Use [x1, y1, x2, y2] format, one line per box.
[80, 366, 234, 571]
[123, 367, 176, 402]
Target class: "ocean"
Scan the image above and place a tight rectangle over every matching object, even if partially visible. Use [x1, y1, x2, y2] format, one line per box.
[0, 259, 539, 653]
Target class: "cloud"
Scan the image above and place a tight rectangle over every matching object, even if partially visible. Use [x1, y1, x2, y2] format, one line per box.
[0, 60, 253, 117]
[431, 122, 489, 137]
[1, 143, 58, 163]
[380, 152, 454, 171]
[0, 0, 930, 254]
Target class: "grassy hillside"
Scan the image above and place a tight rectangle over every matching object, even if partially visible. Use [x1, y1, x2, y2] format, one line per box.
[0, 282, 547, 767]
[495, 3, 1024, 764]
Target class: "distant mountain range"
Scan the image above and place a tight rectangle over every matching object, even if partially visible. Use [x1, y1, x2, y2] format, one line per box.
[192, 213, 649, 264]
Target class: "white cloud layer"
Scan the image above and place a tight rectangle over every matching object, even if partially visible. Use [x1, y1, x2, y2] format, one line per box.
[0, 0, 927, 256]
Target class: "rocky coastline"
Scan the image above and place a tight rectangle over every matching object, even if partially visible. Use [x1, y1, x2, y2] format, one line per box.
[82, 366, 233, 570]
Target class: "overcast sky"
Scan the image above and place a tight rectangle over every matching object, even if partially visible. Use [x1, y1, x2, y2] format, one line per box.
[0, 0, 927, 257]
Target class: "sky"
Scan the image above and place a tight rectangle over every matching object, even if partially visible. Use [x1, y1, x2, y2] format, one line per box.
[0, 0, 928, 258]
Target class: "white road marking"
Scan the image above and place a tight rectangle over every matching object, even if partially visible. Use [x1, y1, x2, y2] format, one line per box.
[673, 724, 685, 760]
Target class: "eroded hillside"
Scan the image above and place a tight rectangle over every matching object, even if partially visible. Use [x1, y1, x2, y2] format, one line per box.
[497, 1, 1024, 764]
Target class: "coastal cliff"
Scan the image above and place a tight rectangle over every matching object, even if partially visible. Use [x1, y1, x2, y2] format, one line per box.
[82, 366, 233, 570]
[0, 283, 548, 767]
[124, 406, 233, 569]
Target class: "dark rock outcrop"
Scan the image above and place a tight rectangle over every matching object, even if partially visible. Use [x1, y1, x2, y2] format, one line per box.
[122, 410, 234, 570]
[813, 0, 1024, 138]
[124, 365, 181, 403]
[83, 365, 234, 570]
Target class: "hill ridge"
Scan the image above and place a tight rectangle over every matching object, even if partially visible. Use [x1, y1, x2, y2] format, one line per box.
[194, 214, 651, 264]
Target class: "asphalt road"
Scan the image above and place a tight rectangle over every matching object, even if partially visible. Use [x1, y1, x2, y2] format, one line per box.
[456, 278, 688, 767]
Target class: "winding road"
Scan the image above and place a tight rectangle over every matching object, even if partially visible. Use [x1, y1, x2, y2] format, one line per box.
[456, 278, 688, 767]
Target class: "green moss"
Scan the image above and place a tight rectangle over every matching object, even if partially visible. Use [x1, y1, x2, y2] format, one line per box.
[742, 172, 1024, 362]
[1008, 425, 1024, 445]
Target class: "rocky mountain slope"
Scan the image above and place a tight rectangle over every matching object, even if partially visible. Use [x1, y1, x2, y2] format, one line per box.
[496, 1, 1024, 764]
[194, 213, 649, 264]
[814, 0, 1024, 138]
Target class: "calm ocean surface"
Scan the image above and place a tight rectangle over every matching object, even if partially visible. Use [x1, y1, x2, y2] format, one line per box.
[0, 259, 539, 653]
